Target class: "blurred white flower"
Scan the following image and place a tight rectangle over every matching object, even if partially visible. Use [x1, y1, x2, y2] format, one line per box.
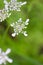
[0, 48, 13, 64]
[4, 0, 27, 11]
[4, 0, 9, 12]
[0, 9, 11, 22]
[10, 18, 29, 37]
[0, 0, 27, 22]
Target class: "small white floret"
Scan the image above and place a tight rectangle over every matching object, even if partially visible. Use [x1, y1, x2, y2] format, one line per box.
[0, 48, 13, 64]
[10, 18, 29, 37]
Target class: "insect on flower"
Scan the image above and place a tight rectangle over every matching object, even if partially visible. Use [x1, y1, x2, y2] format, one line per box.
[10, 18, 29, 37]
[0, 48, 13, 64]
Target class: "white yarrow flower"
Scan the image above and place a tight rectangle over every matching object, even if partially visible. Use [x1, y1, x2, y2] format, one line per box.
[0, 9, 11, 22]
[4, 0, 9, 12]
[0, 48, 13, 64]
[0, 0, 27, 22]
[4, 0, 27, 11]
[10, 18, 29, 37]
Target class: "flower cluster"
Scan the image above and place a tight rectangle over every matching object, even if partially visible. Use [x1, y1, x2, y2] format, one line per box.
[0, 0, 29, 64]
[10, 18, 29, 37]
[0, 9, 11, 22]
[0, 0, 27, 22]
[4, 0, 27, 11]
[0, 48, 13, 64]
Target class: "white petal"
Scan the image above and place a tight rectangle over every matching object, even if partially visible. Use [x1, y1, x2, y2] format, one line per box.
[0, 48, 2, 53]
[5, 57, 13, 63]
[0, 59, 3, 64]
[18, 18, 22, 22]
[23, 31, 28, 36]
[26, 19, 29, 23]
[0, 61, 2, 64]
[21, 2, 27, 6]
[12, 33, 16, 37]
[10, 23, 14, 27]
[5, 48, 11, 54]
[25, 19, 29, 25]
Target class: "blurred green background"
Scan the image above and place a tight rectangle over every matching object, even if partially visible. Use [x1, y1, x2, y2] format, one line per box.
[0, 0, 43, 65]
